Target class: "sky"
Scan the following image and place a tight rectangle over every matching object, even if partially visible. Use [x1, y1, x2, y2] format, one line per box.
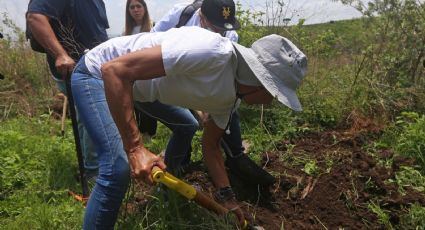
[0, 0, 364, 36]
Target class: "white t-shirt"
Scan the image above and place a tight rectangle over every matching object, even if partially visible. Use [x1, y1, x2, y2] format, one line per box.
[84, 27, 238, 129]
[131, 25, 141, 35]
[151, 3, 239, 42]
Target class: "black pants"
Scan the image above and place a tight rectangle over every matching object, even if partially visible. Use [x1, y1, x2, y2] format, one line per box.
[135, 106, 157, 136]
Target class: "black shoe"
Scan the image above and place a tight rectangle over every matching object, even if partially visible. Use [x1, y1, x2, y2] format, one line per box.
[225, 154, 276, 187]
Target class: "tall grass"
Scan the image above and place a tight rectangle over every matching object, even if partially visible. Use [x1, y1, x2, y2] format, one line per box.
[0, 13, 53, 119]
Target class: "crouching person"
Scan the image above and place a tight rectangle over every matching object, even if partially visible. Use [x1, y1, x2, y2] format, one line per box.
[71, 26, 307, 229]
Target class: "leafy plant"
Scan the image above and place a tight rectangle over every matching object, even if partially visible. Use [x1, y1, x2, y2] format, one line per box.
[400, 204, 425, 229]
[0, 13, 53, 119]
[387, 166, 425, 195]
[395, 112, 425, 173]
[336, 0, 425, 117]
[368, 201, 393, 229]
[303, 160, 319, 176]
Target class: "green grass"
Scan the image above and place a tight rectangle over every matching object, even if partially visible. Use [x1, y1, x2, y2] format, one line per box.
[0, 117, 84, 229]
[0, 117, 240, 230]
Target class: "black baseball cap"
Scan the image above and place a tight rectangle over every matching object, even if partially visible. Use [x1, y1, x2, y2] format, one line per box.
[201, 0, 240, 31]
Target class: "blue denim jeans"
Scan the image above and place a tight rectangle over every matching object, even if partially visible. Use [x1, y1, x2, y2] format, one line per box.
[135, 100, 245, 167]
[134, 101, 199, 172]
[71, 59, 130, 230]
[54, 77, 98, 177]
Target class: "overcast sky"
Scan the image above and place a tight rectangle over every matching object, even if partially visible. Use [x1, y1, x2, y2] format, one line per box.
[0, 0, 364, 36]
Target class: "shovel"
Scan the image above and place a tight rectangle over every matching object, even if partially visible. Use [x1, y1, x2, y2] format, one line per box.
[151, 166, 263, 230]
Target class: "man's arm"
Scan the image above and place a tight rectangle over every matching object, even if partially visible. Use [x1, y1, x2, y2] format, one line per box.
[202, 118, 228, 188]
[202, 118, 245, 224]
[102, 46, 166, 183]
[27, 13, 75, 77]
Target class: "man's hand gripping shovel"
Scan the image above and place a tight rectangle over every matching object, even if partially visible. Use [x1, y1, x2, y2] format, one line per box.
[151, 166, 264, 230]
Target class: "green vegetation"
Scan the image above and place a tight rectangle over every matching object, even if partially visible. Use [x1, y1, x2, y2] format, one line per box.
[1, 0, 425, 229]
[0, 118, 83, 229]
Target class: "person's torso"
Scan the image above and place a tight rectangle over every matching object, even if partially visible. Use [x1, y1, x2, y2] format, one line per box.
[29, 0, 109, 55]
[28, 0, 109, 78]
[85, 27, 238, 128]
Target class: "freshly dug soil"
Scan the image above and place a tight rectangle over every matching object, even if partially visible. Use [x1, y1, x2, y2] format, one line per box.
[131, 124, 425, 229]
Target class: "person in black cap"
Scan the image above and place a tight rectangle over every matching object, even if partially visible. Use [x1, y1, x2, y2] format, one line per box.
[148, 0, 275, 187]
[152, 0, 239, 38]
[200, 0, 240, 32]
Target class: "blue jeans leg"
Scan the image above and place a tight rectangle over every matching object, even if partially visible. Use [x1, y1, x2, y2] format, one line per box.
[55, 78, 98, 176]
[134, 101, 198, 172]
[221, 112, 245, 158]
[71, 61, 130, 230]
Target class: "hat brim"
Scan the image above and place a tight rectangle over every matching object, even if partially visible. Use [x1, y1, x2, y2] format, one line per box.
[232, 42, 302, 111]
[211, 19, 241, 31]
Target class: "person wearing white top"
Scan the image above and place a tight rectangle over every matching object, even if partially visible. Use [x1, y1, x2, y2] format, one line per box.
[143, 0, 262, 180]
[71, 26, 307, 229]
[124, 0, 152, 35]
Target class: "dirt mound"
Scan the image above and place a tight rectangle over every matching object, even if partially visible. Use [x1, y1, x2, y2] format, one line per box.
[131, 128, 425, 229]
[228, 130, 425, 229]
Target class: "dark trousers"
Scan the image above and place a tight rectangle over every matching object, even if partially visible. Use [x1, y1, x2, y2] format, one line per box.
[221, 112, 245, 158]
[135, 107, 157, 136]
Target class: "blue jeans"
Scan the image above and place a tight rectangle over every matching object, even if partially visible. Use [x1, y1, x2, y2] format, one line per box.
[54, 76, 98, 177]
[135, 101, 244, 168]
[71, 59, 130, 230]
[134, 101, 199, 172]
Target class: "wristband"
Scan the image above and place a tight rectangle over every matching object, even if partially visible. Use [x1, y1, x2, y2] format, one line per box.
[214, 186, 235, 203]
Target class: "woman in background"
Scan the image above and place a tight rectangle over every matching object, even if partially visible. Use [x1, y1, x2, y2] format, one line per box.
[125, 0, 151, 34]
[124, 0, 157, 141]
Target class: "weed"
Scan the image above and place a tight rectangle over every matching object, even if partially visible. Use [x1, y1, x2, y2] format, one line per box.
[399, 204, 425, 229]
[387, 166, 425, 195]
[302, 160, 319, 176]
[395, 112, 425, 173]
[367, 201, 393, 229]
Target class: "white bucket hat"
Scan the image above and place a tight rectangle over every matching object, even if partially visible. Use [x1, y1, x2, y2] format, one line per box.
[233, 34, 307, 111]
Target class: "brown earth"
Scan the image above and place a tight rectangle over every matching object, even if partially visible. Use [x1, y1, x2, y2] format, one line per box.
[130, 114, 425, 230]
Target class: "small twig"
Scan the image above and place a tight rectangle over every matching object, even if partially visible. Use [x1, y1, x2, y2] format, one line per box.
[0, 90, 19, 95]
[260, 122, 278, 168]
[314, 215, 328, 230]
[301, 177, 318, 199]
[273, 175, 282, 194]
[260, 104, 264, 124]
[60, 94, 68, 136]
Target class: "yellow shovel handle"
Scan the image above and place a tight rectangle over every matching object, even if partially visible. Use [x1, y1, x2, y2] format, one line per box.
[151, 166, 196, 199]
[152, 166, 253, 228]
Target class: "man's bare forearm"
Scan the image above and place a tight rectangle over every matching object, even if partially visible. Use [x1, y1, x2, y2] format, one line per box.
[102, 46, 165, 153]
[26, 13, 68, 58]
[202, 119, 229, 188]
[102, 62, 141, 152]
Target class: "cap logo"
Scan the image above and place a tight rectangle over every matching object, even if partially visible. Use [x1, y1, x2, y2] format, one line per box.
[222, 7, 231, 20]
